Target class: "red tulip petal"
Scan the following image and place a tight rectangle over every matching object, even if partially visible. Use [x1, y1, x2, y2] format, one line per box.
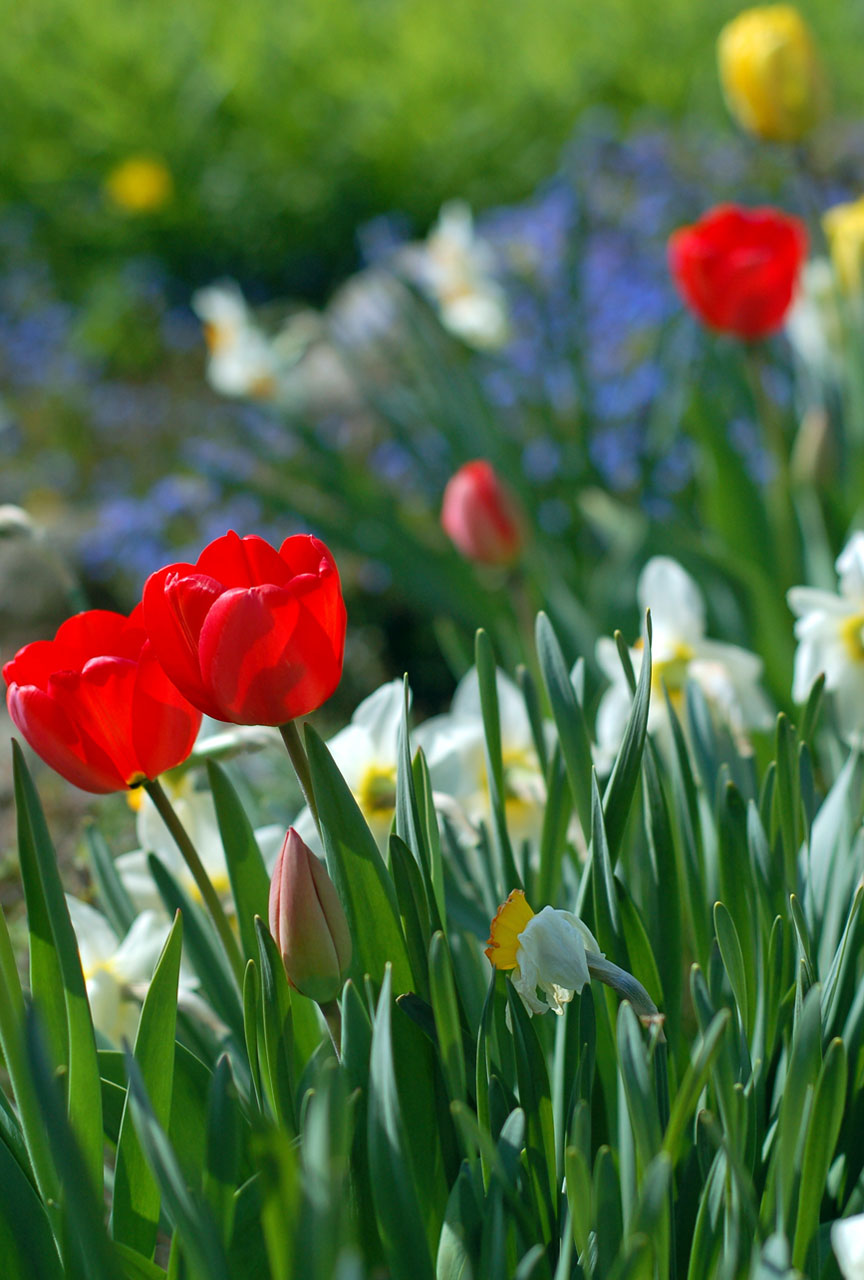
[197, 530, 293, 589]
[142, 565, 226, 720]
[50, 657, 142, 784]
[7, 683, 127, 793]
[197, 585, 301, 724]
[198, 583, 344, 724]
[53, 610, 144, 664]
[282, 551, 347, 641]
[131, 642, 203, 779]
[2, 610, 142, 691]
[278, 534, 336, 578]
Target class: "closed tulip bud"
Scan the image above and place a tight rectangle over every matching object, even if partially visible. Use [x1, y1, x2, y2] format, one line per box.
[441, 460, 523, 566]
[823, 197, 864, 296]
[717, 6, 826, 144]
[268, 828, 352, 1003]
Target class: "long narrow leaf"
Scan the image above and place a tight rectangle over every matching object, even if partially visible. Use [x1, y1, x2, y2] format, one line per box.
[112, 912, 183, 1257]
[13, 742, 103, 1196]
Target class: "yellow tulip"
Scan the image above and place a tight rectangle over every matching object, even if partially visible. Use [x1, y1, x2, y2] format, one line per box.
[717, 5, 826, 143]
[104, 155, 174, 214]
[823, 197, 864, 295]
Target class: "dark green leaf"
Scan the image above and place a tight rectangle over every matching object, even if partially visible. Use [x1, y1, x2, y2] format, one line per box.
[206, 760, 272, 964]
[603, 611, 652, 860]
[535, 611, 593, 837]
[306, 726, 413, 991]
[25, 1008, 123, 1280]
[83, 822, 136, 938]
[125, 1053, 230, 1280]
[112, 911, 183, 1257]
[13, 742, 103, 1195]
[367, 968, 435, 1280]
[148, 853, 243, 1040]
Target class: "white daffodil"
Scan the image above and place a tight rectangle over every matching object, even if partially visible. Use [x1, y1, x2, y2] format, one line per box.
[785, 257, 845, 387]
[788, 532, 864, 743]
[66, 897, 170, 1045]
[395, 201, 510, 350]
[595, 556, 772, 768]
[485, 889, 599, 1016]
[117, 773, 284, 914]
[192, 282, 285, 401]
[294, 680, 406, 853]
[833, 1214, 864, 1280]
[415, 667, 547, 850]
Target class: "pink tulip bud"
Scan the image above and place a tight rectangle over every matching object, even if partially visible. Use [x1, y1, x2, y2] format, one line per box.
[441, 460, 523, 567]
[268, 828, 352, 1003]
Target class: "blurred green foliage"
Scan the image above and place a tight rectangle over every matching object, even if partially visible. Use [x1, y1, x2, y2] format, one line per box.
[5, 0, 863, 298]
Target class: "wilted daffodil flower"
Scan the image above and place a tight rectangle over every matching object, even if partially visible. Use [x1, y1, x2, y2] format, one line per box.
[717, 5, 826, 143]
[823, 197, 864, 298]
[788, 532, 864, 743]
[486, 890, 663, 1027]
[485, 890, 598, 1016]
[269, 828, 352, 1005]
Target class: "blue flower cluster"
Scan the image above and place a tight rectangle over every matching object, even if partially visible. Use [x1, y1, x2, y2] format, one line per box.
[0, 118, 837, 600]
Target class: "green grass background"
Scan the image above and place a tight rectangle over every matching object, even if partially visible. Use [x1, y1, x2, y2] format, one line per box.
[4, 0, 862, 295]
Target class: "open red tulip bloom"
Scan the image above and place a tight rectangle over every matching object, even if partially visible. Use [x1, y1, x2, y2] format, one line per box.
[668, 204, 807, 340]
[3, 607, 202, 794]
[142, 531, 347, 726]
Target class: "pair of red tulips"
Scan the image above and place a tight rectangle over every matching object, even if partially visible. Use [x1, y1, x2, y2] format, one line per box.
[4, 531, 347, 794]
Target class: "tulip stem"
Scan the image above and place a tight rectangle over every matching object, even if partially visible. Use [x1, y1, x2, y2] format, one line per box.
[279, 720, 320, 831]
[319, 998, 342, 1058]
[745, 347, 798, 588]
[143, 778, 245, 986]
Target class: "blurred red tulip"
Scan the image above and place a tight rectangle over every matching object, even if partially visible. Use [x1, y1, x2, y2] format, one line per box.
[268, 827, 352, 1003]
[142, 531, 346, 726]
[3, 607, 201, 793]
[441, 460, 523, 566]
[668, 204, 807, 340]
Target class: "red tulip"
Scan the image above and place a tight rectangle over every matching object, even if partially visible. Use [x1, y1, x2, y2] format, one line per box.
[142, 531, 346, 726]
[668, 204, 807, 340]
[3, 607, 202, 794]
[269, 827, 352, 1003]
[441, 460, 523, 566]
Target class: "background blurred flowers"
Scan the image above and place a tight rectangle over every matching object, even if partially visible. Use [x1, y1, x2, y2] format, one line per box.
[717, 4, 826, 142]
[104, 156, 174, 215]
[667, 203, 807, 339]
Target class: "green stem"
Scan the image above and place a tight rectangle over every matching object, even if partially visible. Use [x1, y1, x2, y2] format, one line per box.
[586, 951, 665, 1042]
[279, 720, 319, 831]
[318, 998, 342, 1059]
[744, 347, 799, 589]
[143, 778, 244, 986]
